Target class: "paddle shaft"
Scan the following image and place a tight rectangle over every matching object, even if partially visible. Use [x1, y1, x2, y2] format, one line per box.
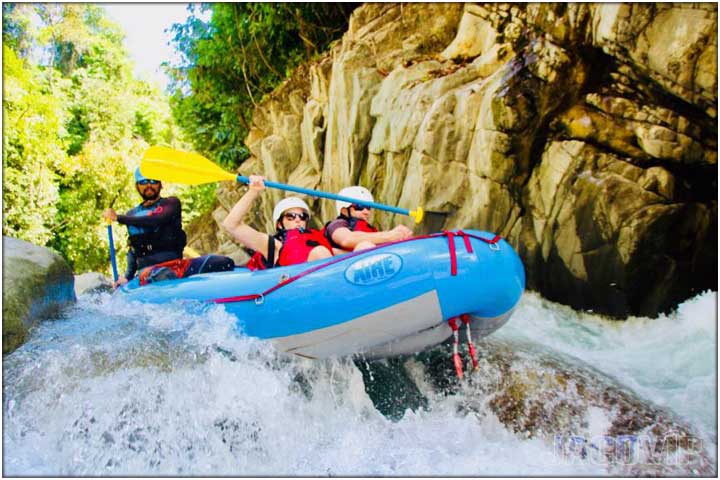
[107, 224, 119, 282]
[106, 192, 123, 282]
[236, 175, 411, 216]
[140, 147, 423, 221]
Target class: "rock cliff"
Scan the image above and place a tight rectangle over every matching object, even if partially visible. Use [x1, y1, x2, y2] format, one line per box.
[187, 3, 717, 318]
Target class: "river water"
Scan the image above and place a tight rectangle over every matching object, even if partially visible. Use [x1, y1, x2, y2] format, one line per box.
[3, 290, 716, 476]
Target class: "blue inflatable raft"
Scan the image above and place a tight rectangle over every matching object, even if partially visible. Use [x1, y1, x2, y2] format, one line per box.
[120, 230, 525, 359]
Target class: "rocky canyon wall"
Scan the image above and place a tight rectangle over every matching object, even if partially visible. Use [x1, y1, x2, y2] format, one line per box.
[188, 3, 717, 318]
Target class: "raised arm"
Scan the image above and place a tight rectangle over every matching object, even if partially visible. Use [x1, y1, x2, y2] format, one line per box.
[221, 175, 275, 259]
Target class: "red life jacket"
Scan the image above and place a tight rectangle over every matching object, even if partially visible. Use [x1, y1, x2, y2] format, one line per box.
[246, 251, 271, 271]
[277, 228, 333, 266]
[323, 215, 378, 249]
[246, 228, 332, 270]
[349, 217, 378, 233]
[245, 232, 278, 271]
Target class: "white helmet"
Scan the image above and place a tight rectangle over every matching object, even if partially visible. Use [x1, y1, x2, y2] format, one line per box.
[336, 186, 374, 215]
[273, 197, 311, 223]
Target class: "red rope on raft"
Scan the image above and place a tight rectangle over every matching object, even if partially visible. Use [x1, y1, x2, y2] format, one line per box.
[212, 230, 502, 304]
[448, 316, 464, 379]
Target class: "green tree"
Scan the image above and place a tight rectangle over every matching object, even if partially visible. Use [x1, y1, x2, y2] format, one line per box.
[2, 44, 65, 245]
[3, 4, 191, 274]
[3, 3, 356, 274]
[166, 3, 358, 169]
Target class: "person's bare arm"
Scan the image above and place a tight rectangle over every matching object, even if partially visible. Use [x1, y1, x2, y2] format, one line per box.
[331, 225, 412, 250]
[221, 176, 278, 260]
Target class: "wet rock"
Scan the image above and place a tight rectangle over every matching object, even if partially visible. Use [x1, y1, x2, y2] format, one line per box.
[409, 338, 716, 476]
[354, 357, 429, 421]
[3, 236, 76, 353]
[74, 272, 112, 296]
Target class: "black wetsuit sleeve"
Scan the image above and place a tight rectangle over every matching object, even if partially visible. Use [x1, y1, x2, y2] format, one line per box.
[124, 249, 138, 280]
[117, 197, 181, 228]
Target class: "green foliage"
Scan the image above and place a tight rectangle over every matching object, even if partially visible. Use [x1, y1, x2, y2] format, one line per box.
[166, 182, 218, 225]
[166, 3, 358, 170]
[2, 4, 191, 274]
[3, 3, 359, 275]
[3, 44, 65, 245]
[65, 105, 89, 155]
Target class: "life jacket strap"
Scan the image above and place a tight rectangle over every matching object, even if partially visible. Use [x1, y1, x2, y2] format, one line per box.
[267, 234, 276, 267]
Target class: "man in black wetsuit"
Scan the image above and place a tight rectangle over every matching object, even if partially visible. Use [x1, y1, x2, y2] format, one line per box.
[103, 168, 187, 288]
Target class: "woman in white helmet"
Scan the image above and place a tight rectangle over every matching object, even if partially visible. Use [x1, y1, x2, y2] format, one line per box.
[222, 175, 333, 270]
[324, 185, 413, 253]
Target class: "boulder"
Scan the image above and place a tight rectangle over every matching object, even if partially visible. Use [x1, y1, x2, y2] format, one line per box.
[3, 237, 76, 354]
[74, 272, 113, 296]
[411, 339, 716, 476]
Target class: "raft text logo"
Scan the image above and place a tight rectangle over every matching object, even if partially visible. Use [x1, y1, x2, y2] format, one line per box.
[345, 253, 402, 286]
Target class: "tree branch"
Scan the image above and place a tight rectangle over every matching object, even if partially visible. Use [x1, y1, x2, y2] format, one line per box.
[252, 32, 281, 78]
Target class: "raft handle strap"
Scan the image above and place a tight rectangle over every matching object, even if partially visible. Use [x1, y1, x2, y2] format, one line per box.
[456, 230, 474, 253]
[446, 231, 458, 276]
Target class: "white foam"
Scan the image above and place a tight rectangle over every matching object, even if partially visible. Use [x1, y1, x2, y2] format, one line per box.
[497, 291, 717, 433]
[3, 290, 715, 475]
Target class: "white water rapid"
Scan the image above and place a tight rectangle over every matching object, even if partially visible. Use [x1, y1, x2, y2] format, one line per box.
[3, 290, 716, 476]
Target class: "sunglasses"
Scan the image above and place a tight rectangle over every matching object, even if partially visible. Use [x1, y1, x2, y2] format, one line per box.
[350, 204, 371, 211]
[283, 212, 309, 221]
[137, 179, 160, 185]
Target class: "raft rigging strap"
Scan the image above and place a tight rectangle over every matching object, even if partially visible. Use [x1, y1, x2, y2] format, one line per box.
[212, 230, 501, 305]
[448, 317, 464, 379]
[447, 313, 481, 379]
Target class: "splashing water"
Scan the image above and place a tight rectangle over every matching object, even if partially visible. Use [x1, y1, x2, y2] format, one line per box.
[3, 291, 716, 476]
[496, 291, 717, 433]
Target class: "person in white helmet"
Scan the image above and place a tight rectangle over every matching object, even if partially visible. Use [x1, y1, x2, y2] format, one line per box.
[324, 185, 413, 253]
[222, 175, 333, 270]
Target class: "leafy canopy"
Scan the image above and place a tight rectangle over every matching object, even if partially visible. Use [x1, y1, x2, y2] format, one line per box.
[3, 3, 357, 274]
[2, 4, 205, 273]
[165, 3, 357, 170]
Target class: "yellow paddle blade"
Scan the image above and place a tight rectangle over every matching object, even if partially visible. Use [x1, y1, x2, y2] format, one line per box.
[409, 206, 424, 224]
[140, 146, 237, 185]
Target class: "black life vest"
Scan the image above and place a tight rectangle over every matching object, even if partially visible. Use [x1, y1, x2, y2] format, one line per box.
[126, 198, 187, 258]
[129, 226, 187, 258]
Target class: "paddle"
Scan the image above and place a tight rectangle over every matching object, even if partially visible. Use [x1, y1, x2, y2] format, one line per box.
[104, 188, 126, 283]
[106, 222, 119, 282]
[141, 146, 431, 224]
